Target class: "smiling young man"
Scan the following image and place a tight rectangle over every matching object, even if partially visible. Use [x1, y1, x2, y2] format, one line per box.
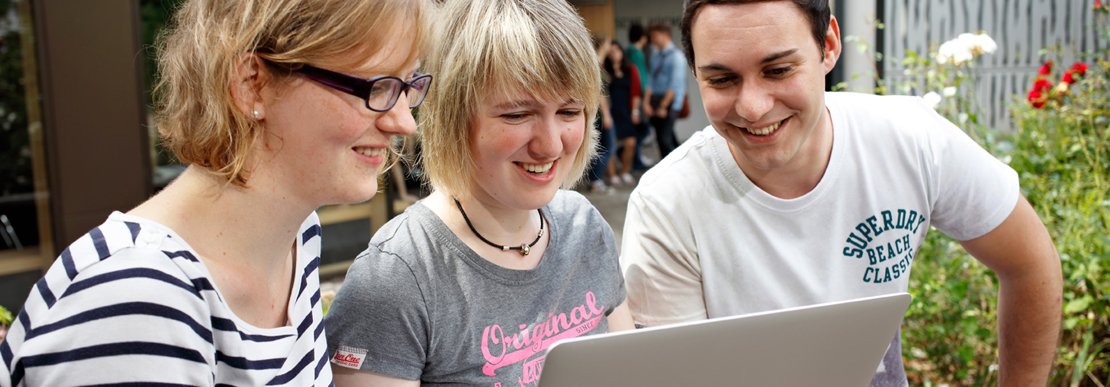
[618, 1, 1062, 385]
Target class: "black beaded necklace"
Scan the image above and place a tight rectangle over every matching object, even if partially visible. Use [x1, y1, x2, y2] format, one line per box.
[453, 197, 545, 256]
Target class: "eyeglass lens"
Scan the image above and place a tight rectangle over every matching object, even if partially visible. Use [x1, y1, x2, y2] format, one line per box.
[367, 75, 432, 111]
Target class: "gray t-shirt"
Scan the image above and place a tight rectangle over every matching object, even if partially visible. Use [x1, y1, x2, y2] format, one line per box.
[325, 190, 626, 386]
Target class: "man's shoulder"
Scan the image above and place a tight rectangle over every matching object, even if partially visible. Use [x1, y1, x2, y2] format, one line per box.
[827, 92, 936, 122]
[827, 91, 950, 144]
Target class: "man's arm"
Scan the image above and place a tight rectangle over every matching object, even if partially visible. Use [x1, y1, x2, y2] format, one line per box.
[600, 93, 613, 130]
[960, 195, 1062, 386]
[607, 301, 636, 331]
[642, 86, 654, 117]
[655, 89, 674, 118]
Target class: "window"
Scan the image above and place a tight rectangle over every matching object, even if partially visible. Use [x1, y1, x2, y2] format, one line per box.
[0, 0, 51, 277]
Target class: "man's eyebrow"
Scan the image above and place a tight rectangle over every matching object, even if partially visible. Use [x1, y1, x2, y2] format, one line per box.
[697, 63, 732, 73]
[761, 49, 798, 64]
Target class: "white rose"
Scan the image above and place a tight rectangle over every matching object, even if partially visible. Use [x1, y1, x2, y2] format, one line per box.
[922, 91, 942, 109]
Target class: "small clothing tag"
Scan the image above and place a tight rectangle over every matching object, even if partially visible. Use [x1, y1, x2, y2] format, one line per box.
[332, 345, 368, 369]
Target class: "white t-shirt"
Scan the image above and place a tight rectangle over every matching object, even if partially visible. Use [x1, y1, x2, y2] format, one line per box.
[620, 92, 1018, 386]
[1, 212, 333, 386]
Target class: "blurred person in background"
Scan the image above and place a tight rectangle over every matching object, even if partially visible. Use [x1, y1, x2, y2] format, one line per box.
[643, 23, 687, 159]
[604, 39, 643, 186]
[626, 22, 655, 170]
[588, 35, 617, 193]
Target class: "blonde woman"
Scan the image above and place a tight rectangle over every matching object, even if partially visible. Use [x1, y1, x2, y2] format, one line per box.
[325, 0, 634, 385]
[0, 0, 431, 385]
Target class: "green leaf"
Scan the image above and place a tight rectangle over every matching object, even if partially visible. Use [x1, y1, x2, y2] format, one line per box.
[0, 305, 12, 326]
[1064, 296, 1093, 314]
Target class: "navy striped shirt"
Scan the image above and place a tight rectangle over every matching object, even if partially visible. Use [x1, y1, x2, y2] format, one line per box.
[0, 212, 333, 386]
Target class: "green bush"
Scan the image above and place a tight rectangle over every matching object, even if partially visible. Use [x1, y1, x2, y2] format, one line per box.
[895, 16, 1109, 387]
[1007, 53, 1109, 385]
[0, 304, 11, 327]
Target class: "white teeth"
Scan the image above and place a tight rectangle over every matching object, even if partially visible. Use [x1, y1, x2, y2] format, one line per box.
[521, 162, 554, 174]
[355, 147, 388, 157]
[745, 121, 781, 136]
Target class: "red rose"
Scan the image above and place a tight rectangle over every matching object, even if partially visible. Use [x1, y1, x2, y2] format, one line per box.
[1062, 71, 1075, 84]
[1097, 0, 1104, 9]
[1069, 62, 1088, 77]
[1033, 77, 1053, 91]
[1038, 60, 1053, 75]
[1027, 88, 1046, 109]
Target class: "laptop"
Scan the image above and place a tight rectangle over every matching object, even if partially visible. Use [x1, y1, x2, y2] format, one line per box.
[538, 292, 912, 387]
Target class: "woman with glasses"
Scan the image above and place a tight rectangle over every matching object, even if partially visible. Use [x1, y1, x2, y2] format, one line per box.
[0, 0, 431, 385]
[324, 0, 634, 385]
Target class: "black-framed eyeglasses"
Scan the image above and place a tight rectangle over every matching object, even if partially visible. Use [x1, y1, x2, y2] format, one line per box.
[296, 64, 432, 112]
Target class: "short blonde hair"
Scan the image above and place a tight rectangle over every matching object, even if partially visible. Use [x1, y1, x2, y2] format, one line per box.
[419, 0, 601, 197]
[154, 0, 432, 185]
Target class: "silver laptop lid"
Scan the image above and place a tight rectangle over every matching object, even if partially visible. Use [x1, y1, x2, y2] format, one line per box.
[538, 292, 912, 387]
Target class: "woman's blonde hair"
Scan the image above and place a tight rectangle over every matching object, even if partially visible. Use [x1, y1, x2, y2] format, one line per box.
[419, 0, 601, 197]
[153, 0, 432, 185]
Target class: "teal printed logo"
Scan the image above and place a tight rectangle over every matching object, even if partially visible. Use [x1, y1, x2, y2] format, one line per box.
[842, 209, 927, 284]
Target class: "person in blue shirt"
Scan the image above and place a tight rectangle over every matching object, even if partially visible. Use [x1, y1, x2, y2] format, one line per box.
[643, 24, 688, 159]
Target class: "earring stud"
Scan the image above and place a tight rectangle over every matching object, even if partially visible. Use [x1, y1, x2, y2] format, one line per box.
[252, 110, 262, 120]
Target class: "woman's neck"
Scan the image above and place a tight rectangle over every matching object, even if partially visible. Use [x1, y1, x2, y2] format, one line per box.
[427, 190, 549, 269]
[128, 165, 314, 327]
[130, 165, 312, 275]
[439, 191, 539, 242]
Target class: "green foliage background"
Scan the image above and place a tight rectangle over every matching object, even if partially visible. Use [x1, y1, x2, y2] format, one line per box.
[892, 28, 1110, 387]
[0, 0, 31, 197]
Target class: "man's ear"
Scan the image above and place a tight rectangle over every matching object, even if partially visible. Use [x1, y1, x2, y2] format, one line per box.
[822, 16, 843, 74]
[230, 54, 268, 120]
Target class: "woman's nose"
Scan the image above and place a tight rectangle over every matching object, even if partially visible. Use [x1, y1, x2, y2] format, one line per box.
[376, 99, 417, 136]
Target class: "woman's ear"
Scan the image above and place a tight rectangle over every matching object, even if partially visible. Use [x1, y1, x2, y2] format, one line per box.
[231, 54, 268, 120]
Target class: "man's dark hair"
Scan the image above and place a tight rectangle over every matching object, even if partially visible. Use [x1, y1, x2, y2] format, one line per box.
[647, 23, 673, 38]
[680, 0, 830, 70]
[628, 23, 646, 43]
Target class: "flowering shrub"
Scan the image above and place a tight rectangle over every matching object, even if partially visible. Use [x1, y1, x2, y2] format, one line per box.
[891, 32, 998, 146]
[897, 6, 1110, 385]
[936, 32, 998, 65]
[1009, 48, 1109, 385]
[1027, 60, 1090, 109]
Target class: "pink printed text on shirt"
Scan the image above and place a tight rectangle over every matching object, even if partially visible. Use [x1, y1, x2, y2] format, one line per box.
[480, 290, 605, 376]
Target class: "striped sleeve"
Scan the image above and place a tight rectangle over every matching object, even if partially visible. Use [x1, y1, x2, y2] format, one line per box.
[4, 246, 215, 386]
